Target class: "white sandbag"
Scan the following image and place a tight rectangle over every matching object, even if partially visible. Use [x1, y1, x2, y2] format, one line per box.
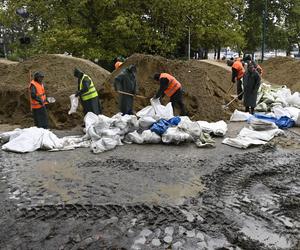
[41, 130, 64, 150]
[249, 118, 277, 131]
[284, 107, 300, 121]
[230, 110, 253, 122]
[238, 127, 283, 141]
[162, 127, 192, 144]
[84, 112, 99, 129]
[0, 128, 23, 143]
[178, 118, 202, 137]
[222, 137, 267, 149]
[255, 102, 268, 112]
[141, 130, 161, 143]
[138, 116, 156, 128]
[1, 127, 58, 153]
[126, 131, 144, 144]
[91, 137, 122, 154]
[68, 94, 79, 115]
[272, 106, 290, 118]
[136, 106, 155, 118]
[197, 120, 228, 136]
[151, 98, 174, 120]
[286, 92, 300, 107]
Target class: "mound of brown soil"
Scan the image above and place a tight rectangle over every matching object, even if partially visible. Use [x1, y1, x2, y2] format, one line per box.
[0, 54, 111, 129]
[261, 57, 300, 91]
[107, 54, 235, 122]
[0, 53, 236, 129]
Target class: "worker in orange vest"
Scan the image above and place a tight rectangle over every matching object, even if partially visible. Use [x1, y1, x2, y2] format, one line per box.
[231, 57, 245, 100]
[153, 73, 187, 116]
[29, 71, 49, 129]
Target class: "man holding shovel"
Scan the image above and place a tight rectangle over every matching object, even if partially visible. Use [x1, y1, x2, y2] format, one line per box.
[114, 64, 138, 115]
[29, 71, 49, 129]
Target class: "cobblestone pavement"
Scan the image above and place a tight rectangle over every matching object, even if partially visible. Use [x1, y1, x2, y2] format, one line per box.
[0, 124, 299, 249]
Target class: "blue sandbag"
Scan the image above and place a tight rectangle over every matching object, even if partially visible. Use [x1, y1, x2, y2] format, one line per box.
[254, 114, 295, 129]
[150, 116, 181, 135]
[275, 116, 295, 129]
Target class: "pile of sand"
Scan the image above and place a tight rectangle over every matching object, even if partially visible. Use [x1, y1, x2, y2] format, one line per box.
[261, 57, 300, 91]
[0, 53, 237, 129]
[0, 54, 111, 128]
[106, 54, 235, 122]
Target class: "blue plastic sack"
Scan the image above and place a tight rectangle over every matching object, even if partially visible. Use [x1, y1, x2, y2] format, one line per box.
[275, 116, 295, 129]
[254, 114, 295, 129]
[150, 116, 181, 135]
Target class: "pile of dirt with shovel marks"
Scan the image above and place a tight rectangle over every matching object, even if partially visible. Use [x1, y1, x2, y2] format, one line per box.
[261, 57, 300, 91]
[0, 54, 112, 129]
[107, 54, 236, 121]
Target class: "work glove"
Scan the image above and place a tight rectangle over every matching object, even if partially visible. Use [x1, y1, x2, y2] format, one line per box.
[75, 91, 81, 97]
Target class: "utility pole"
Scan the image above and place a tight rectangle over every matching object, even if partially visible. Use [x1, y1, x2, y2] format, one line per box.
[261, 0, 267, 62]
[188, 26, 191, 60]
[186, 15, 193, 60]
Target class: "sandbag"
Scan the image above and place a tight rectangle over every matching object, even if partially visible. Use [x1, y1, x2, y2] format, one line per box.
[68, 94, 79, 115]
[230, 110, 253, 122]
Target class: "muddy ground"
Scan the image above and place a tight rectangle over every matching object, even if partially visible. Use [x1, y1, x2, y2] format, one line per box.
[0, 122, 299, 250]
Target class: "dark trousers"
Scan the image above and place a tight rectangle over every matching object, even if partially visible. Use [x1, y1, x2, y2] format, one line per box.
[237, 79, 243, 100]
[245, 106, 255, 114]
[32, 107, 48, 129]
[170, 89, 187, 116]
[82, 96, 102, 115]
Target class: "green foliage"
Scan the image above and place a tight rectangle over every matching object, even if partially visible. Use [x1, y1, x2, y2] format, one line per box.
[1, 0, 299, 66]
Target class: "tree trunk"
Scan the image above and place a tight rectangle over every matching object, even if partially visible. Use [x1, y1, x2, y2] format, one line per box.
[217, 47, 221, 60]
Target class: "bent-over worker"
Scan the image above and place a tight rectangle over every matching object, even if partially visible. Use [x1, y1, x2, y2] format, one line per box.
[29, 71, 49, 129]
[114, 64, 138, 115]
[74, 68, 101, 115]
[153, 73, 187, 116]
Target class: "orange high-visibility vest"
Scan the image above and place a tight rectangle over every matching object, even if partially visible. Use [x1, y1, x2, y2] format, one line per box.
[115, 61, 123, 69]
[29, 80, 47, 109]
[160, 73, 181, 97]
[232, 60, 245, 80]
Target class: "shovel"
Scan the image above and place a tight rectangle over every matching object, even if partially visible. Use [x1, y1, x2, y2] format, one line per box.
[222, 91, 244, 110]
[117, 90, 148, 99]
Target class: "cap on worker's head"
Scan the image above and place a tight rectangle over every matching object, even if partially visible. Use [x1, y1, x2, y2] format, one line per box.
[74, 67, 83, 78]
[33, 71, 44, 79]
[153, 73, 160, 81]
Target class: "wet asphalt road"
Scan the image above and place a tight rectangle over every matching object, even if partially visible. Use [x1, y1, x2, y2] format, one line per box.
[0, 123, 299, 249]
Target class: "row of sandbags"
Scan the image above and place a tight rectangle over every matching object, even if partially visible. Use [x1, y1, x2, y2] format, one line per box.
[0, 100, 228, 153]
[256, 83, 300, 113]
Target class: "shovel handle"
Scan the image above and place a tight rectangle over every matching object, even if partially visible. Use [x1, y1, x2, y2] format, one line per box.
[224, 91, 244, 108]
[117, 90, 147, 99]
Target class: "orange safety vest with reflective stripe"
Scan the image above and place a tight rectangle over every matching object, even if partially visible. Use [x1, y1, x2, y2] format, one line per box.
[29, 80, 47, 109]
[232, 59, 245, 80]
[160, 73, 181, 97]
[115, 61, 123, 69]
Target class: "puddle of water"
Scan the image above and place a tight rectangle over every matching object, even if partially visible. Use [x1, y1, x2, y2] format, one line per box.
[35, 160, 83, 202]
[140, 176, 203, 205]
